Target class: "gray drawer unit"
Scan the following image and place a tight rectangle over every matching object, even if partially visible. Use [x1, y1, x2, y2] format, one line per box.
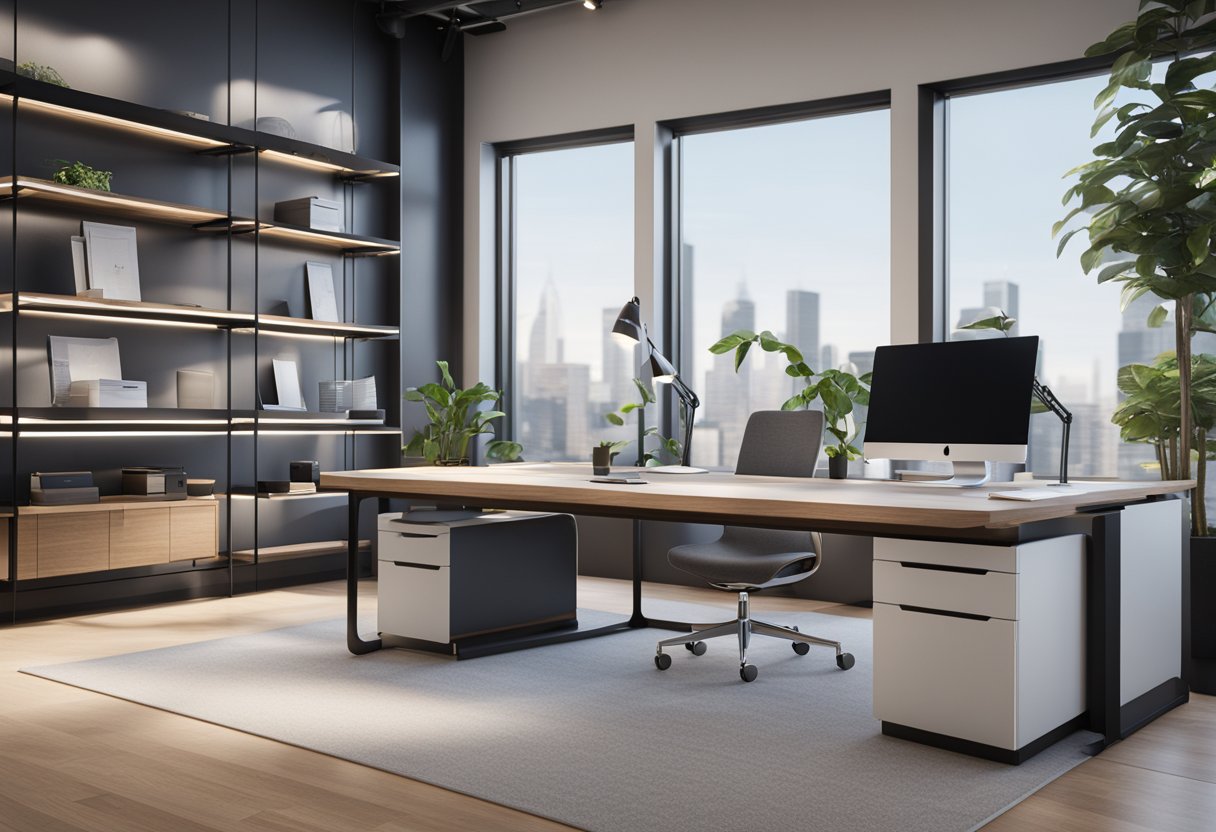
[377, 511, 577, 653]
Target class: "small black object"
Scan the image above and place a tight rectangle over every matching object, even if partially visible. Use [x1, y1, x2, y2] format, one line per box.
[685, 641, 707, 656]
[258, 480, 292, 494]
[592, 445, 611, 477]
[793, 642, 810, 656]
[740, 664, 758, 682]
[347, 408, 385, 421]
[290, 460, 320, 484]
[654, 653, 672, 671]
[836, 653, 856, 670]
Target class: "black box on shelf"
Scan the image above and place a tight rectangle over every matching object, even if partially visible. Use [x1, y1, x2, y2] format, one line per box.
[122, 467, 187, 500]
[30, 471, 93, 490]
[273, 196, 343, 233]
[290, 460, 320, 485]
[31, 486, 100, 506]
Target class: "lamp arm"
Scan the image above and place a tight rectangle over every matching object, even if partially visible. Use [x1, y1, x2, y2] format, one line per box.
[1032, 377, 1073, 486]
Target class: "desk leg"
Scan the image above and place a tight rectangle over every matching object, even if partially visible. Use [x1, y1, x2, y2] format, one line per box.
[629, 519, 646, 628]
[1087, 511, 1120, 751]
[347, 492, 382, 655]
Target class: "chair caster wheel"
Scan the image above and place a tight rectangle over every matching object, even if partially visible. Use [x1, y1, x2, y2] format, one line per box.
[685, 641, 707, 656]
[655, 653, 672, 671]
[836, 652, 855, 670]
[792, 641, 810, 656]
[740, 664, 758, 683]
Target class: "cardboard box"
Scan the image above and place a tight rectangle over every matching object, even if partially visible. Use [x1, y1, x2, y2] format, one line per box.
[274, 196, 343, 233]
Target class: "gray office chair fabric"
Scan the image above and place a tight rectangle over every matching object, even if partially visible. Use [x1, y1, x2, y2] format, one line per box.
[656, 410, 854, 682]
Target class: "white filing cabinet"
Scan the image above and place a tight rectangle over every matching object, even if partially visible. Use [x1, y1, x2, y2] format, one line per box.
[872, 535, 1086, 758]
[377, 510, 577, 651]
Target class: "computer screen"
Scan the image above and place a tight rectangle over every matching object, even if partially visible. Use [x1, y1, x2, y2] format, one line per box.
[863, 336, 1039, 464]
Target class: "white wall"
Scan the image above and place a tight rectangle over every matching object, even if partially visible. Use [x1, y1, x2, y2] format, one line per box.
[462, 0, 1137, 383]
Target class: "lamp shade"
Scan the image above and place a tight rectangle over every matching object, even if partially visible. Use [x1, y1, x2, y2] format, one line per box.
[612, 296, 643, 346]
[649, 349, 678, 384]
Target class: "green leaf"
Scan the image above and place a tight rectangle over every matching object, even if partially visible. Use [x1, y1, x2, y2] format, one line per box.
[733, 340, 752, 372]
[633, 377, 655, 404]
[780, 394, 804, 411]
[1187, 224, 1212, 266]
[1147, 303, 1170, 328]
[619, 402, 640, 414]
[605, 412, 624, 426]
[436, 360, 454, 390]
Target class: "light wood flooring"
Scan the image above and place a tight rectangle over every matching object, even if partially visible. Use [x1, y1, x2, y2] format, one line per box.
[0, 577, 1211, 831]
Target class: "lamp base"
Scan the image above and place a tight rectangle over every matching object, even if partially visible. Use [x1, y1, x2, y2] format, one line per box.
[646, 465, 709, 474]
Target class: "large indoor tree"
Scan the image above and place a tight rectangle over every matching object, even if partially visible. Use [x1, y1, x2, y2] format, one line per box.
[1060, 0, 1216, 535]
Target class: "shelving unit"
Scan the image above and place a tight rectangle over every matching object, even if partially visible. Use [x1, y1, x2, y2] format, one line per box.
[1, 54, 402, 618]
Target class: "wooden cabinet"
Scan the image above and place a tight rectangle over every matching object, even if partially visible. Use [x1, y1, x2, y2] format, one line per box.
[37, 512, 109, 578]
[14, 498, 219, 579]
[170, 504, 217, 561]
[110, 509, 172, 569]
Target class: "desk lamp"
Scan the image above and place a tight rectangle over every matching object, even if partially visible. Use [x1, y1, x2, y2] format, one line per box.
[612, 297, 706, 473]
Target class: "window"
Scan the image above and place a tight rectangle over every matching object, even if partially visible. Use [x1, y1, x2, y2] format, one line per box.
[674, 109, 891, 471]
[944, 73, 1194, 482]
[501, 139, 634, 462]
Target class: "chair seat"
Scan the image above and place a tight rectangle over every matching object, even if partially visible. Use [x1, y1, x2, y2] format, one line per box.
[668, 528, 815, 587]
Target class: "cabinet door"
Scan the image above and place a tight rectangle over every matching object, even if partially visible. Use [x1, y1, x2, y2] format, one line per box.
[37, 513, 109, 578]
[110, 508, 171, 569]
[170, 503, 217, 561]
[16, 516, 36, 580]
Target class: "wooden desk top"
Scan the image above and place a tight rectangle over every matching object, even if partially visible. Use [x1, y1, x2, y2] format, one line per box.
[321, 463, 1193, 536]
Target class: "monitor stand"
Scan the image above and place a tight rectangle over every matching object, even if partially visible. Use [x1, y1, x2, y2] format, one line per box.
[912, 461, 992, 488]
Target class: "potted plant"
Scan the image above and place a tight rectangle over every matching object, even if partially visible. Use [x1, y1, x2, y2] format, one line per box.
[709, 330, 871, 478]
[402, 360, 522, 464]
[604, 378, 682, 467]
[1061, 1, 1216, 691]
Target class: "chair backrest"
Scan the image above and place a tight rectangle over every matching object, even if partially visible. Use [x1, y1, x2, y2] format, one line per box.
[735, 410, 824, 478]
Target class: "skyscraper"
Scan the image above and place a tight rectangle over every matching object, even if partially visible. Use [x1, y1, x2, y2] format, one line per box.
[983, 281, 1019, 335]
[601, 306, 634, 406]
[785, 290, 820, 398]
[703, 283, 755, 469]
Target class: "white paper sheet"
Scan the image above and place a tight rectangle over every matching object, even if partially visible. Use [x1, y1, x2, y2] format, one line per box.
[272, 358, 305, 409]
[306, 261, 339, 322]
[82, 221, 141, 301]
[47, 335, 123, 406]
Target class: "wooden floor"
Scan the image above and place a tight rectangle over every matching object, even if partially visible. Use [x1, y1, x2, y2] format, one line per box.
[0, 578, 1211, 831]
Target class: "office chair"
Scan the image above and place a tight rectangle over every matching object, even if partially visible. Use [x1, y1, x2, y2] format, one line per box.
[654, 410, 855, 682]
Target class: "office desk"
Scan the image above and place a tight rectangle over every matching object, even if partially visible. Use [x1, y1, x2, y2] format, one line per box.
[322, 463, 1193, 761]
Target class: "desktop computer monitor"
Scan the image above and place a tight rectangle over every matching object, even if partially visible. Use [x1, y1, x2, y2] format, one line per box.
[863, 336, 1039, 486]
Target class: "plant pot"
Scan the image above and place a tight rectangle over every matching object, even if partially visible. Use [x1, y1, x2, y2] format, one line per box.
[1192, 535, 1216, 694]
[828, 455, 848, 480]
[434, 458, 470, 467]
[592, 446, 612, 477]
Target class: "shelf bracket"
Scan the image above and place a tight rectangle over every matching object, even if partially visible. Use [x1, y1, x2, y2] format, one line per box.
[193, 218, 259, 235]
[197, 143, 257, 158]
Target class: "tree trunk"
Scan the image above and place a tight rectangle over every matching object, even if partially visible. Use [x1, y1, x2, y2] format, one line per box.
[1177, 295, 1198, 534]
[1197, 428, 1208, 535]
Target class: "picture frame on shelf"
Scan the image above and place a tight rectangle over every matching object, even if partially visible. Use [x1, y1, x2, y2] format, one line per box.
[270, 358, 306, 410]
[306, 261, 339, 322]
[81, 221, 141, 301]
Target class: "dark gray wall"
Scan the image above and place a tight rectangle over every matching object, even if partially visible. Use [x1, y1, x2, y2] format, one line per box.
[0, 3, 460, 593]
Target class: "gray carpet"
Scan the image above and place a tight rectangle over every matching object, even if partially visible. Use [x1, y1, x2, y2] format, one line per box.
[22, 601, 1096, 832]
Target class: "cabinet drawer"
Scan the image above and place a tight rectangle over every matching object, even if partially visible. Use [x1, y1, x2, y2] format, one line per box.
[873, 602, 1018, 750]
[377, 559, 450, 643]
[874, 537, 1019, 573]
[170, 503, 217, 561]
[37, 512, 109, 577]
[873, 559, 1018, 620]
[111, 508, 171, 569]
[378, 528, 450, 567]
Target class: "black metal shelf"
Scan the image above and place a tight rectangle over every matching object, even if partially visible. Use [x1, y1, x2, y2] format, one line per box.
[0, 71, 400, 179]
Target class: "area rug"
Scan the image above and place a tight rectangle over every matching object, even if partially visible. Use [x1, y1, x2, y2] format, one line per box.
[22, 602, 1095, 832]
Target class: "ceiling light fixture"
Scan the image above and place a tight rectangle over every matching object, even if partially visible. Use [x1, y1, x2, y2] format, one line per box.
[583, 0, 602, 9]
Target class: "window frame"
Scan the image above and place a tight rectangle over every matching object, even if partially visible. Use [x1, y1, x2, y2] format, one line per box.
[659, 91, 892, 460]
[920, 54, 1120, 346]
[493, 125, 635, 446]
